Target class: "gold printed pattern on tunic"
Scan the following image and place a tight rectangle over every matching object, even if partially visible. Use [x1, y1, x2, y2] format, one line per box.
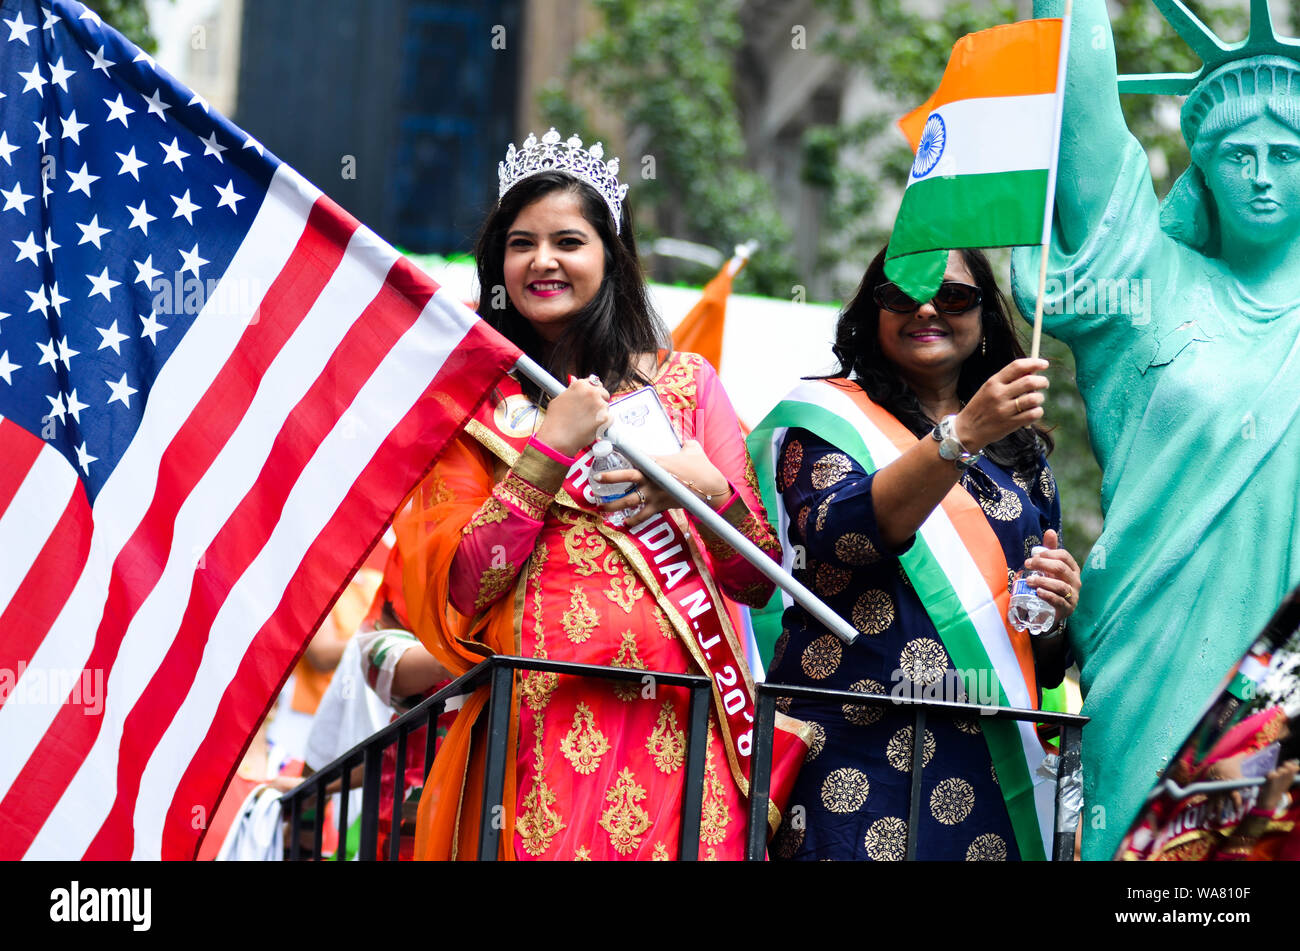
[777, 439, 803, 492]
[646, 700, 686, 773]
[863, 817, 907, 861]
[800, 633, 842, 679]
[606, 570, 645, 614]
[979, 486, 1023, 521]
[834, 532, 880, 566]
[656, 353, 701, 414]
[821, 767, 870, 814]
[899, 637, 950, 687]
[930, 778, 975, 825]
[562, 588, 599, 644]
[843, 679, 886, 726]
[561, 513, 610, 577]
[852, 589, 895, 635]
[810, 452, 852, 490]
[599, 767, 652, 855]
[885, 726, 937, 772]
[814, 491, 838, 533]
[966, 832, 1007, 861]
[814, 561, 851, 597]
[805, 721, 826, 760]
[652, 842, 670, 861]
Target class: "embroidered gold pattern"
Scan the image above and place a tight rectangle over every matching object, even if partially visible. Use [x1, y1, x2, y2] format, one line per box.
[562, 588, 599, 644]
[843, 678, 886, 726]
[497, 470, 553, 521]
[574, 845, 592, 861]
[930, 778, 975, 825]
[653, 606, 675, 640]
[599, 767, 652, 855]
[966, 833, 1007, 861]
[810, 452, 853, 490]
[814, 491, 838, 533]
[698, 726, 731, 846]
[801, 633, 842, 679]
[561, 513, 610, 576]
[646, 701, 686, 773]
[852, 589, 895, 635]
[863, 817, 907, 861]
[517, 774, 566, 856]
[777, 439, 804, 492]
[821, 767, 870, 814]
[737, 511, 781, 554]
[805, 720, 826, 760]
[657, 353, 702, 414]
[885, 726, 937, 772]
[611, 629, 647, 701]
[899, 637, 950, 687]
[834, 532, 880, 566]
[954, 718, 982, 735]
[463, 497, 510, 533]
[652, 842, 671, 861]
[814, 561, 851, 597]
[606, 570, 646, 614]
[559, 702, 611, 775]
[473, 564, 516, 613]
[744, 453, 762, 501]
[520, 543, 558, 711]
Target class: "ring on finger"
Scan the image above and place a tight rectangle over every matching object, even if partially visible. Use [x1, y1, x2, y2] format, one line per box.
[1014, 395, 1023, 413]
[1064, 589, 1073, 602]
[635, 488, 646, 506]
[587, 373, 601, 386]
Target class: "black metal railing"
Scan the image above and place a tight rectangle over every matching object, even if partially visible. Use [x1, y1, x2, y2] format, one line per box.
[280, 655, 1088, 861]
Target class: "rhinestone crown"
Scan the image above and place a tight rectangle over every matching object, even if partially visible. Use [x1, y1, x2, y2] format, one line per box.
[498, 128, 629, 233]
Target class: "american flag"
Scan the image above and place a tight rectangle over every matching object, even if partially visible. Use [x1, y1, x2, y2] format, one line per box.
[0, 0, 520, 858]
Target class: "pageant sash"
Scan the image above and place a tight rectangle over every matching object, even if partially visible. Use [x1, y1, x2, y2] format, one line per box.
[466, 378, 807, 831]
[748, 378, 1054, 860]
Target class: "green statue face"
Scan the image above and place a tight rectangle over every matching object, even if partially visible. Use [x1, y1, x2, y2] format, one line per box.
[1202, 114, 1300, 248]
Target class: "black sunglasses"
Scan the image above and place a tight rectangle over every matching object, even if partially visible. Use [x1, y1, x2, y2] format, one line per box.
[874, 281, 982, 315]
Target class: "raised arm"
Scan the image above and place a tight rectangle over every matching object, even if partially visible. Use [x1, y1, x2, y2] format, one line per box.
[1037, 0, 1136, 253]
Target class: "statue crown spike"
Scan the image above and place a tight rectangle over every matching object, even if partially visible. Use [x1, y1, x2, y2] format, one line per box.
[1118, 0, 1300, 96]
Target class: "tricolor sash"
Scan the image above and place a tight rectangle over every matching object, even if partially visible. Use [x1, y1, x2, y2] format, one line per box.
[748, 378, 1055, 860]
[466, 378, 808, 832]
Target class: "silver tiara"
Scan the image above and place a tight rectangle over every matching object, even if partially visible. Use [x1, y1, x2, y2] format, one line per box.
[498, 128, 629, 233]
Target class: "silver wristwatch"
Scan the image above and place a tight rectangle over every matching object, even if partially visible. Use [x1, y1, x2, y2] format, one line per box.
[931, 414, 981, 471]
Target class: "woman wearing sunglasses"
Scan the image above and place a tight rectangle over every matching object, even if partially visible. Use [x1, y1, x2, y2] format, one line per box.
[750, 246, 1081, 860]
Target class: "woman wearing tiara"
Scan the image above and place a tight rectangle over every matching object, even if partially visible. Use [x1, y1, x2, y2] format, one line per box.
[395, 130, 808, 860]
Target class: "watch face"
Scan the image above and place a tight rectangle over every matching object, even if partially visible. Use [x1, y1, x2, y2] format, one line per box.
[938, 438, 961, 461]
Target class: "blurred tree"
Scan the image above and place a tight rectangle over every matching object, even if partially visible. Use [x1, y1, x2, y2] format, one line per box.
[536, 0, 799, 296]
[94, 0, 167, 53]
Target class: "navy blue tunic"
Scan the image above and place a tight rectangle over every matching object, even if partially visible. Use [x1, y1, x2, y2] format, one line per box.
[767, 426, 1060, 861]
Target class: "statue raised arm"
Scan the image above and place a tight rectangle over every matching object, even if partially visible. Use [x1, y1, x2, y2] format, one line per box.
[1010, 0, 1300, 860]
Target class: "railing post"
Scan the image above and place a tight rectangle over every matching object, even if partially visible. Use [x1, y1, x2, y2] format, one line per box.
[287, 792, 302, 861]
[312, 782, 325, 862]
[336, 758, 354, 861]
[745, 687, 777, 861]
[1054, 722, 1083, 861]
[423, 701, 443, 783]
[904, 707, 927, 861]
[389, 725, 408, 862]
[359, 745, 383, 861]
[477, 661, 515, 860]
[677, 681, 711, 860]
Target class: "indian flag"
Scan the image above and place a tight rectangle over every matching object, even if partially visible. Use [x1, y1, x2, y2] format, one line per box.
[886, 18, 1070, 299]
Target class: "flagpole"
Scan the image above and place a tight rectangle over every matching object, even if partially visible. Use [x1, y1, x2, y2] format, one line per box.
[511, 353, 861, 646]
[1032, 0, 1073, 359]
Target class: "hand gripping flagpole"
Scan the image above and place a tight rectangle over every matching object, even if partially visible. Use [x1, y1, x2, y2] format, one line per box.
[512, 353, 861, 646]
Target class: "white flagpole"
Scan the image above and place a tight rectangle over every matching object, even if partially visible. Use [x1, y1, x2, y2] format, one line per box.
[511, 353, 861, 646]
[1032, 0, 1073, 359]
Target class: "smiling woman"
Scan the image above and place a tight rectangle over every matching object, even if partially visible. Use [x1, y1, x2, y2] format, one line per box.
[750, 244, 1079, 861]
[384, 130, 803, 861]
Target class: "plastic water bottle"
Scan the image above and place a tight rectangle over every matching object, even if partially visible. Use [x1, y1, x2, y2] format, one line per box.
[589, 439, 634, 526]
[1008, 546, 1056, 635]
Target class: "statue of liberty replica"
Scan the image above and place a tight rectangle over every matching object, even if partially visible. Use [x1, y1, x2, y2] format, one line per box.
[1011, 0, 1300, 860]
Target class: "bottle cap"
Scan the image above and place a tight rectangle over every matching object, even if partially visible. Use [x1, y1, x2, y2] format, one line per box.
[593, 439, 612, 456]
[1030, 546, 1048, 557]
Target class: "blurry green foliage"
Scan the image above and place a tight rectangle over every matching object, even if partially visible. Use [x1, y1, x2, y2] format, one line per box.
[93, 0, 166, 53]
[536, 0, 798, 296]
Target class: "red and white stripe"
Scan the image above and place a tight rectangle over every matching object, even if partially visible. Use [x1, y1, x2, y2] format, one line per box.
[0, 165, 519, 859]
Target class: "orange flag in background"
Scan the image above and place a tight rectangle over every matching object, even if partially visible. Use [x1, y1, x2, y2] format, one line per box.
[671, 251, 749, 373]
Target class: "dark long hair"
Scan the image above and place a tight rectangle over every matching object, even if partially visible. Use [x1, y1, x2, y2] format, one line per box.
[475, 170, 668, 402]
[827, 245, 1053, 469]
